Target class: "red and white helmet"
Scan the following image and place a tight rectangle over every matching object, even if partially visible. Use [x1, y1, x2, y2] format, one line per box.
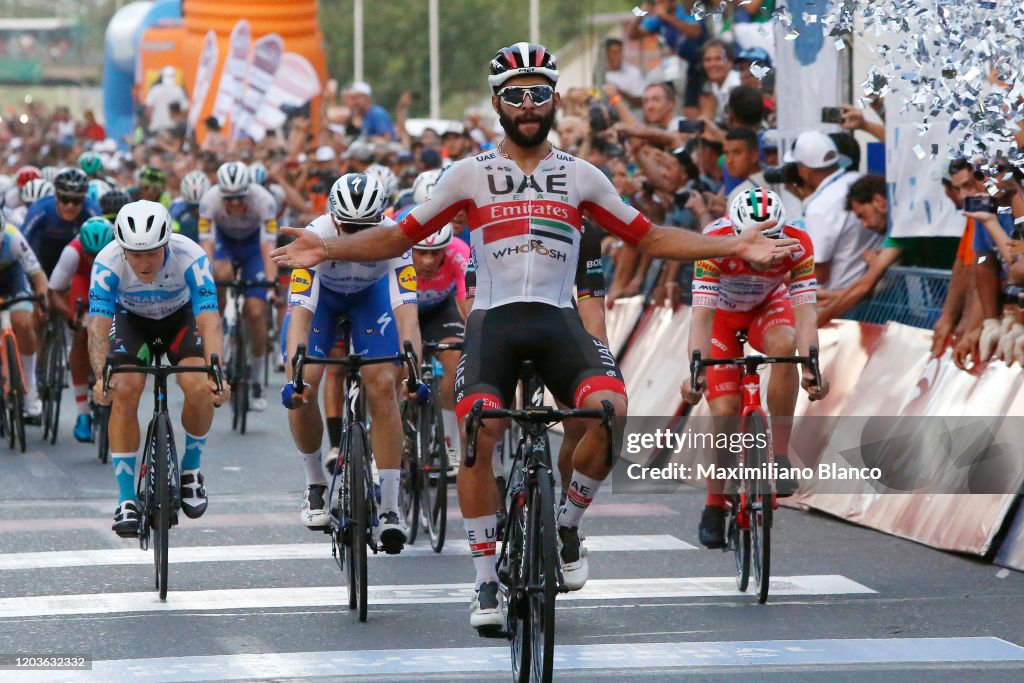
[415, 224, 453, 251]
[488, 42, 559, 90]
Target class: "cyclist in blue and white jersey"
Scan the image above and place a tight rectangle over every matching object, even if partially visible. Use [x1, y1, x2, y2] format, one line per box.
[198, 161, 278, 411]
[0, 223, 49, 418]
[21, 168, 101, 276]
[279, 173, 421, 554]
[88, 200, 227, 537]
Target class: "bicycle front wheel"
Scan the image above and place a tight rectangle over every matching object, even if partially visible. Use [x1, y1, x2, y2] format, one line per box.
[528, 468, 558, 683]
[153, 413, 172, 601]
[346, 421, 370, 622]
[507, 476, 531, 683]
[44, 321, 66, 444]
[746, 411, 772, 603]
[6, 335, 25, 453]
[421, 400, 447, 553]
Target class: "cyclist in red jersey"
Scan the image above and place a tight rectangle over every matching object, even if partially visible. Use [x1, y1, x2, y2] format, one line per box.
[683, 188, 829, 549]
[47, 216, 115, 442]
[273, 42, 800, 632]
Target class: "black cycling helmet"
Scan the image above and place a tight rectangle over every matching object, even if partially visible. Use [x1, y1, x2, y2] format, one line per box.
[54, 168, 89, 195]
[488, 42, 559, 92]
[100, 188, 131, 218]
[139, 166, 165, 186]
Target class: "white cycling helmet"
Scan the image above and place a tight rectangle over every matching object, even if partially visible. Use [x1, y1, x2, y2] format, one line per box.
[114, 200, 172, 251]
[20, 178, 54, 205]
[180, 170, 211, 204]
[40, 166, 61, 183]
[365, 163, 398, 200]
[415, 224, 453, 251]
[728, 187, 785, 238]
[216, 161, 250, 196]
[328, 173, 387, 226]
[412, 169, 442, 205]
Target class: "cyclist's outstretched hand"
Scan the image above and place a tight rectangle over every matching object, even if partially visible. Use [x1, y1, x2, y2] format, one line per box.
[801, 370, 829, 401]
[271, 227, 329, 268]
[735, 225, 798, 268]
[93, 379, 112, 407]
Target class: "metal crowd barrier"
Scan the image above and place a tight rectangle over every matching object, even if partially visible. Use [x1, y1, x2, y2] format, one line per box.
[843, 266, 951, 329]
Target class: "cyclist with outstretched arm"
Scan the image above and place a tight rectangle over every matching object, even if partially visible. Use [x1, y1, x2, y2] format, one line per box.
[682, 188, 829, 548]
[272, 42, 798, 633]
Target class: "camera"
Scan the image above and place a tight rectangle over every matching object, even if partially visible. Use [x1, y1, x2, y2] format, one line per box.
[674, 190, 691, 208]
[963, 195, 996, 213]
[763, 162, 803, 186]
[588, 101, 619, 133]
[821, 107, 843, 124]
[1003, 284, 1024, 306]
[678, 119, 705, 134]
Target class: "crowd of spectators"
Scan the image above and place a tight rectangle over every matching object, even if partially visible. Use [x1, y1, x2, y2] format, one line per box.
[2, 0, 1022, 370]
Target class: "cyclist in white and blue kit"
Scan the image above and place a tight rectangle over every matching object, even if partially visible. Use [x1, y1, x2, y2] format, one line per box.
[199, 161, 278, 411]
[88, 200, 228, 537]
[279, 173, 422, 554]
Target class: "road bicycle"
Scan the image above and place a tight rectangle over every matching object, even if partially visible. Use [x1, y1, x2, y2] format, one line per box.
[465, 362, 619, 683]
[690, 338, 821, 604]
[400, 340, 461, 552]
[292, 340, 420, 622]
[103, 350, 223, 600]
[215, 272, 275, 434]
[38, 312, 68, 444]
[0, 294, 43, 453]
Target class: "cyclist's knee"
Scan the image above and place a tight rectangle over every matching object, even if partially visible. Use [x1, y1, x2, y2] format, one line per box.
[111, 373, 146, 403]
[11, 313, 35, 343]
[363, 365, 398, 400]
[243, 297, 264, 319]
[761, 326, 796, 356]
[709, 394, 741, 417]
[580, 390, 626, 418]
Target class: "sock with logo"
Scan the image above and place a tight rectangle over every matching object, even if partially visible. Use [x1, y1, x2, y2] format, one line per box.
[556, 471, 602, 528]
[465, 514, 498, 588]
[112, 452, 138, 504]
[181, 431, 207, 471]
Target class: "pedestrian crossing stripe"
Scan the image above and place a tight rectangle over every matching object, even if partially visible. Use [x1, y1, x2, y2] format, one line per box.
[0, 535, 696, 571]
[0, 575, 874, 619]
[9, 637, 1023, 682]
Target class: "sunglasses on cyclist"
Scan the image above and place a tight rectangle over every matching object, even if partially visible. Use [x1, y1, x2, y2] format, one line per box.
[56, 194, 84, 206]
[223, 194, 247, 203]
[497, 84, 555, 108]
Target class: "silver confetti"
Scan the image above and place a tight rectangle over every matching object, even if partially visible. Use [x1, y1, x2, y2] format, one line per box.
[631, 6, 647, 17]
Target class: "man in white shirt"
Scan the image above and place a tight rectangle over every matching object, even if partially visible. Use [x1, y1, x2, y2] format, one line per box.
[699, 40, 741, 123]
[601, 38, 644, 107]
[145, 67, 189, 134]
[788, 131, 881, 290]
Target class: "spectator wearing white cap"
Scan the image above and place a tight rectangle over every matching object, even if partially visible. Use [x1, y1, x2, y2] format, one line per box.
[789, 130, 881, 291]
[341, 140, 375, 173]
[144, 66, 189, 135]
[346, 81, 396, 142]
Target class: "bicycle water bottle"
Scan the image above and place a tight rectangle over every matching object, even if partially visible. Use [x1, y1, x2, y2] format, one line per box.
[431, 356, 444, 378]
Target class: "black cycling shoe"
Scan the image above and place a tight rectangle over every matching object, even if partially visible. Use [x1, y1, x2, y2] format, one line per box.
[698, 505, 727, 549]
[774, 454, 799, 497]
[112, 501, 140, 538]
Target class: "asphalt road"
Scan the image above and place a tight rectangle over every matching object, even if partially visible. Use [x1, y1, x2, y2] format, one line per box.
[0, 373, 1022, 682]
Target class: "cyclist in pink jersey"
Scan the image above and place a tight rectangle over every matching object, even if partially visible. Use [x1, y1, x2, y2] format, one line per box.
[273, 42, 800, 633]
[414, 223, 470, 465]
[683, 188, 829, 549]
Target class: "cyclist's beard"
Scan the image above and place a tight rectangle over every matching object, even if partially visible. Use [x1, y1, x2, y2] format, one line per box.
[499, 109, 555, 148]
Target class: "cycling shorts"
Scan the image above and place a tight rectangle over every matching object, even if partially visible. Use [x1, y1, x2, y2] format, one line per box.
[109, 304, 205, 367]
[420, 294, 465, 344]
[706, 296, 795, 401]
[0, 265, 33, 313]
[455, 302, 625, 421]
[214, 235, 269, 300]
[281, 275, 399, 361]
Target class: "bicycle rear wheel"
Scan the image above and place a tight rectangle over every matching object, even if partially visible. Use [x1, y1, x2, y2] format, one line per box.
[746, 411, 772, 603]
[153, 413, 172, 601]
[346, 422, 370, 622]
[529, 467, 558, 683]
[7, 335, 25, 453]
[731, 503, 751, 592]
[421, 400, 447, 553]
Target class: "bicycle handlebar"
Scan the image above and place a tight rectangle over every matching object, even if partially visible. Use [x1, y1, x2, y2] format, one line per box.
[423, 340, 464, 354]
[292, 341, 420, 395]
[103, 354, 224, 397]
[0, 293, 44, 311]
[464, 399, 619, 470]
[214, 279, 276, 289]
[690, 346, 822, 394]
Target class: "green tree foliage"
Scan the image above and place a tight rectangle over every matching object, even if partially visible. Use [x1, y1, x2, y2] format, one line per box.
[318, 0, 625, 116]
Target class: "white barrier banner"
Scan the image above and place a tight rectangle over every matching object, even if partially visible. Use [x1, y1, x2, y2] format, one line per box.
[210, 19, 251, 129]
[187, 30, 218, 137]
